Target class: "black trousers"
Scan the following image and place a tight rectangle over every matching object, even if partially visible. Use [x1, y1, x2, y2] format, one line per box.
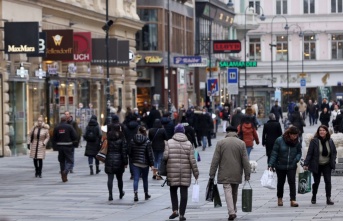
[312, 164, 332, 197]
[33, 159, 43, 172]
[170, 186, 188, 216]
[107, 173, 123, 194]
[276, 168, 297, 201]
[58, 146, 74, 174]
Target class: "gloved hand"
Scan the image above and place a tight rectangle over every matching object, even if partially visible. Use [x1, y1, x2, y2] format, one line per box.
[27, 144, 30, 150]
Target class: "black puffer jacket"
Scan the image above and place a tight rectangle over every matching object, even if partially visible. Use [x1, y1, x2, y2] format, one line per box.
[148, 127, 168, 152]
[105, 134, 128, 174]
[128, 134, 154, 166]
[161, 117, 175, 139]
[124, 120, 139, 143]
[84, 116, 102, 156]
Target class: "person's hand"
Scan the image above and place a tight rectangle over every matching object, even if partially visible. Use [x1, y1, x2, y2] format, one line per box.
[27, 144, 30, 150]
[195, 175, 199, 180]
[303, 166, 308, 171]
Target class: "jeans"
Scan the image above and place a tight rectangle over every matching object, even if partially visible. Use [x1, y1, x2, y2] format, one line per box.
[276, 169, 297, 201]
[202, 136, 207, 149]
[58, 146, 74, 174]
[207, 131, 212, 146]
[153, 151, 164, 169]
[246, 147, 253, 160]
[88, 156, 99, 166]
[312, 164, 332, 197]
[223, 184, 239, 215]
[170, 186, 188, 216]
[309, 113, 315, 125]
[132, 164, 149, 192]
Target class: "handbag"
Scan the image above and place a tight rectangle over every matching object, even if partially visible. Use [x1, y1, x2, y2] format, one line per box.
[191, 180, 200, 203]
[242, 181, 253, 212]
[298, 170, 311, 194]
[213, 183, 222, 208]
[158, 157, 167, 176]
[96, 137, 108, 163]
[260, 170, 277, 189]
[205, 178, 215, 202]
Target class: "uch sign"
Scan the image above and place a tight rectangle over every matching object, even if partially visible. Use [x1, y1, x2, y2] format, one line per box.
[5, 22, 39, 53]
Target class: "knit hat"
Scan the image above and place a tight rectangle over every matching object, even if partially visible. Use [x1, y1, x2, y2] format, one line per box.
[226, 126, 238, 132]
[111, 114, 119, 123]
[174, 123, 185, 134]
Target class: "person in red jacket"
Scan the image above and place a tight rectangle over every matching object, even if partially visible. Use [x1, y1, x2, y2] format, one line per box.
[237, 116, 259, 159]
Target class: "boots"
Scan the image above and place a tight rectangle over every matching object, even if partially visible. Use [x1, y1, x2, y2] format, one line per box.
[277, 198, 283, 206]
[152, 168, 157, 179]
[38, 169, 42, 178]
[89, 165, 94, 175]
[145, 192, 151, 200]
[327, 197, 334, 205]
[119, 190, 125, 199]
[134, 192, 138, 202]
[290, 200, 299, 207]
[311, 195, 316, 204]
[35, 168, 39, 178]
[108, 192, 113, 201]
[96, 165, 101, 174]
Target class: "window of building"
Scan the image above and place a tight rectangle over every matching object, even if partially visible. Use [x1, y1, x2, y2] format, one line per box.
[186, 17, 193, 55]
[276, 36, 288, 61]
[331, 0, 343, 13]
[249, 0, 261, 15]
[304, 35, 316, 60]
[171, 12, 185, 54]
[331, 34, 343, 59]
[304, 0, 315, 14]
[276, 0, 288, 15]
[249, 37, 261, 61]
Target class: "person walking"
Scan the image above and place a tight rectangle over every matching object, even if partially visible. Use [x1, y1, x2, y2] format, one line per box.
[52, 115, 78, 182]
[27, 115, 50, 178]
[65, 111, 81, 173]
[268, 126, 302, 207]
[209, 126, 250, 220]
[290, 106, 305, 145]
[307, 99, 316, 126]
[164, 124, 199, 221]
[105, 123, 128, 201]
[270, 100, 283, 123]
[221, 105, 230, 133]
[237, 116, 259, 159]
[299, 99, 307, 120]
[319, 107, 330, 127]
[128, 126, 154, 202]
[83, 115, 102, 175]
[303, 125, 337, 205]
[148, 119, 168, 180]
[262, 113, 283, 164]
[195, 107, 213, 151]
[230, 108, 244, 129]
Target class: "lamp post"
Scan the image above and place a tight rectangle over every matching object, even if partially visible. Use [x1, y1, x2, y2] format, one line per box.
[244, 6, 265, 107]
[167, 0, 172, 113]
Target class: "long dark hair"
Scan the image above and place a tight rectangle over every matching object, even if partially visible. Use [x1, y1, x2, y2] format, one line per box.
[107, 123, 124, 140]
[314, 125, 330, 140]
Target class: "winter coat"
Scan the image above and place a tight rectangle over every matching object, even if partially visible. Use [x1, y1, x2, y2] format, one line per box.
[290, 111, 305, 134]
[161, 117, 175, 139]
[148, 127, 168, 152]
[268, 136, 302, 170]
[182, 122, 197, 147]
[231, 111, 244, 129]
[304, 138, 337, 174]
[194, 111, 212, 137]
[270, 105, 283, 121]
[319, 112, 330, 127]
[124, 120, 139, 143]
[307, 104, 317, 115]
[262, 120, 283, 157]
[84, 116, 102, 157]
[28, 123, 50, 159]
[147, 108, 161, 129]
[128, 134, 154, 167]
[105, 134, 128, 174]
[209, 132, 250, 184]
[237, 122, 259, 147]
[164, 133, 199, 187]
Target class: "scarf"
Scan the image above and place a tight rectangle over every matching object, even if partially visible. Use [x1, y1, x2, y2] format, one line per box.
[282, 133, 299, 147]
[319, 137, 329, 157]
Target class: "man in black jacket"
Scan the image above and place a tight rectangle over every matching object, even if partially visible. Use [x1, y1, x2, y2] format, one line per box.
[262, 113, 283, 164]
[231, 108, 244, 129]
[65, 111, 81, 173]
[270, 100, 283, 122]
[53, 115, 78, 182]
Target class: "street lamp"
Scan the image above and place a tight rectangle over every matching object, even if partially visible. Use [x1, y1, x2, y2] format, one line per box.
[167, 0, 172, 113]
[244, 6, 265, 107]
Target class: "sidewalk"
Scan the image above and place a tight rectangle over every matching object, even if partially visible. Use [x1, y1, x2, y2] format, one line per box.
[1, 122, 343, 221]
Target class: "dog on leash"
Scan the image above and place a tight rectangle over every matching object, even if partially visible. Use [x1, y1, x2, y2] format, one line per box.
[249, 160, 258, 173]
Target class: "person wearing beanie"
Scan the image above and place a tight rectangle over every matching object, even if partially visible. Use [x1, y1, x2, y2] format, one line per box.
[174, 123, 185, 134]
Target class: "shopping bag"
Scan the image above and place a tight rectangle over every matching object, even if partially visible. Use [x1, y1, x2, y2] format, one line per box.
[194, 149, 199, 162]
[158, 157, 168, 176]
[213, 184, 222, 208]
[260, 170, 277, 189]
[242, 181, 253, 212]
[197, 152, 201, 162]
[96, 138, 108, 163]
[298, 170, 311, 194]
[205, 178, 214, 202]
[192, 180, 200, 203]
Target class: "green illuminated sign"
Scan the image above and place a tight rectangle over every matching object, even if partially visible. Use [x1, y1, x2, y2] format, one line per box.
[219, 61, 258, 68]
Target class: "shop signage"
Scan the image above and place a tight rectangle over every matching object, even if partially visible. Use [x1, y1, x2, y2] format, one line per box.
[219, 61, 257, 68]
[207, 78, 219, 96]
[213, 40, 241, 53]
[44, 29, 74, 61]
[145, 56, 163, 64]
[91, 38, 117, 66]
[117, 40, 130, 67]
[5, 22, 39, 53]
[173, 56, 202, 65]
[227, 68, 239, 95]
[73, 32, 92, 62]
[27, 32, 47, 57]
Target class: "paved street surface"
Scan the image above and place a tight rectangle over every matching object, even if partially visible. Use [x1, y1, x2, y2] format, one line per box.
[1, 119, 343, 221]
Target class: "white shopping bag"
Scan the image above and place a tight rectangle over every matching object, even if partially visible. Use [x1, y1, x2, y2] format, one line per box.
[192, 181, 200, 203]
[261, 170, 277, 189]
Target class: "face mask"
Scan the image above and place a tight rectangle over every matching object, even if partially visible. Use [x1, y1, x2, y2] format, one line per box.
[203, 112, 206, 114]
[134, 111, 138, 114]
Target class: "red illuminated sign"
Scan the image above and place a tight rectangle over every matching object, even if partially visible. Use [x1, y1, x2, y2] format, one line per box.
[213, 40, 241, 53]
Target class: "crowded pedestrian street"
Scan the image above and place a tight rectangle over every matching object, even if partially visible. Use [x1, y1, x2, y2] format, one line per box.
[1, 119, 343, 221]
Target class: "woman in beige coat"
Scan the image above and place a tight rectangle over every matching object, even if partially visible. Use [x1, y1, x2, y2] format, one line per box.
[164, 124, 199, 221]
[28, 115, 50, 178]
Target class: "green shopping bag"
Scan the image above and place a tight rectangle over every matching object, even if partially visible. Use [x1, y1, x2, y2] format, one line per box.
[298, 170, 311, 194]
[242, 181, 253, 212]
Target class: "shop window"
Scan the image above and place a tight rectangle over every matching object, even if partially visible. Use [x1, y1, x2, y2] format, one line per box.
[331, 34, 343, 59]
[276, 35, 288, 61]
[304, 35, 316, 60]
[249, 37, 261, 61]
[276, 0, 288, 15]
[304, 0, 315, 14]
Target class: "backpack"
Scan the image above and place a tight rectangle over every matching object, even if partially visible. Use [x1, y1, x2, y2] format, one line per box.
[85, 126, 98, 142]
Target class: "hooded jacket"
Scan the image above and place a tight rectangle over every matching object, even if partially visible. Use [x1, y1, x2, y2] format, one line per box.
[28, 122, 50, 159]
[237, 122, 259, 147]
[105, 130, 128, 174]
[128, 134, 154, 167]
[84, 115, 102, 156]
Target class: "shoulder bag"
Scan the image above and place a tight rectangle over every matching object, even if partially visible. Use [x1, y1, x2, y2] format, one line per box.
[96, 136, 108, 163]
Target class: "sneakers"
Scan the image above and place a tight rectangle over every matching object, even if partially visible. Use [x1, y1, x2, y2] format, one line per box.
[169, 211, 179, 219]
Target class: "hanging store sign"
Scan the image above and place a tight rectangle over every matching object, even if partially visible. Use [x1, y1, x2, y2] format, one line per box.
[145, 56, 163, 64]
[213, 40, 241, 53]
[91, 38, 117, 66]
[219, 61, 257, 68]
[73, 32, 92, 62]
[173, 56, 202, 65]
[117, 40, 130, 67]
[43, 29, 74, 61]
[27, 32, 47, 57]
[5, 22, 39, 53]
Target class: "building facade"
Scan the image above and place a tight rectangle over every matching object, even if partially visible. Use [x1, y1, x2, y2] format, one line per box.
[0, 0, 143, 157]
